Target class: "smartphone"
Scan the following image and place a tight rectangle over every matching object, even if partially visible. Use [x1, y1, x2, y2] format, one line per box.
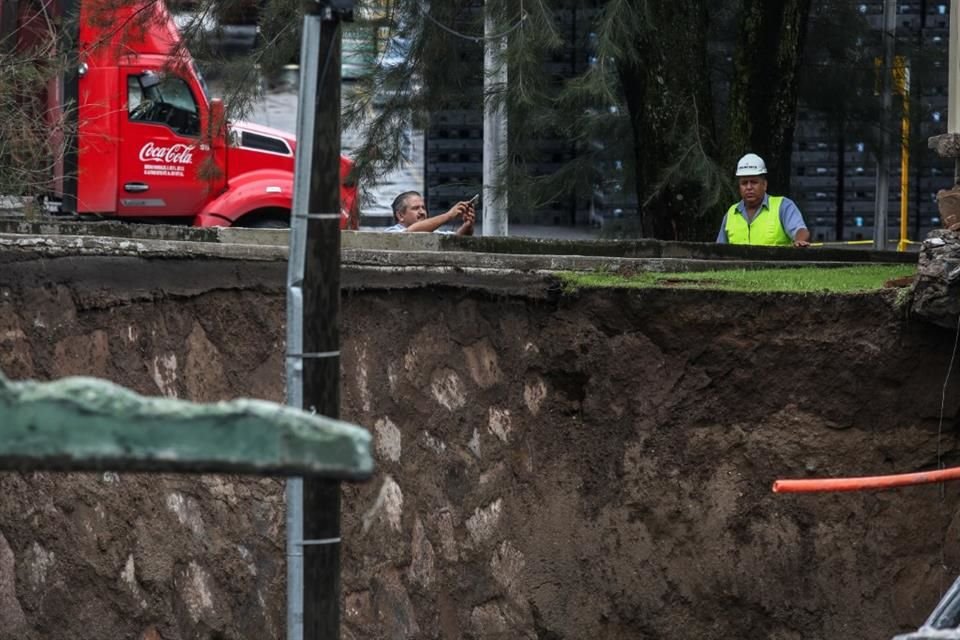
[468, 193, 480, 206]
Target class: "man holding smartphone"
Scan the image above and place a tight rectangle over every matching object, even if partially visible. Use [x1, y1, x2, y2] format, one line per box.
[386, 191, 476, 236]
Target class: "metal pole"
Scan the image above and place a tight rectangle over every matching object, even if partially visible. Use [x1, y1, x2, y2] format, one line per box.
[482, 0, 508, 237]
[835, 128, 846, 242]
[285, 11, 322, 640]
[287, 1, 344, 638]
[897, 58, 910, 252]
[874, 0, 896, 250]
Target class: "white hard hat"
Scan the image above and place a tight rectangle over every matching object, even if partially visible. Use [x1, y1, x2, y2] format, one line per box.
[736, 153, 767, 177]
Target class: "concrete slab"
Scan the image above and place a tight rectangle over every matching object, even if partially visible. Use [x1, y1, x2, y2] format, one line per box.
[0, 373, 373, 478]
[0, 233, 285, 261]
[0, 232, 914, 303]
[0, 218, 917, 265]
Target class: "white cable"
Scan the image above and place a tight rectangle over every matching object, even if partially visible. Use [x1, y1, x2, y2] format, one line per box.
[421, 8, 526, 43]
[937, 311, 960, 598]
[938, 312, 960, 473]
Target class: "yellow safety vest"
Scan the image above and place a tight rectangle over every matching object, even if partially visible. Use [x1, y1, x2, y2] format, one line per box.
[724, 196, 792, 246]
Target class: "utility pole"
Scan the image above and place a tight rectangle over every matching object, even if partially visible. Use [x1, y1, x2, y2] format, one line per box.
[874, 0, 897, 250]
[482, 0, 508, 237]
[286, 0, 351, 639]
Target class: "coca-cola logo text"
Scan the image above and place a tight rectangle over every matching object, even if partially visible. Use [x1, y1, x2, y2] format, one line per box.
[138, 142, 194, 165]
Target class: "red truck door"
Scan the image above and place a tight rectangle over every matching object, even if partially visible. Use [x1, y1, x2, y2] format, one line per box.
[117, 69, 214, 216]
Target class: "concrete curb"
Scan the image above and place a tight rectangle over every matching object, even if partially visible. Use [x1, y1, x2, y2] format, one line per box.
[0, 233, 286, 261]
[0, 218, 919, 264]
[0, 233, 914, 278]
[341, 249, 884, 274]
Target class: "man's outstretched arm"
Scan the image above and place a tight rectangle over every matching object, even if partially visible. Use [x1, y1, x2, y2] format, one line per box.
[405, 202, 470, 233]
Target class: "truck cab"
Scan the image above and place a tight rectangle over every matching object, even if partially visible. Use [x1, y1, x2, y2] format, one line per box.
[9, 0, 358, 229]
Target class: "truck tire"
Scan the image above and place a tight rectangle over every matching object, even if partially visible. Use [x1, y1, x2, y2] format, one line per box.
[249, 218, 288, 229]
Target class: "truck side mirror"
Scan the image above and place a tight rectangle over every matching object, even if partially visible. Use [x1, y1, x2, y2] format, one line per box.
[209, 98, 226, 137]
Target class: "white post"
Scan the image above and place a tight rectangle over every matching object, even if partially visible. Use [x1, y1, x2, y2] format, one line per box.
[482, 1, 508, 237]
[874, 0, 896, 250]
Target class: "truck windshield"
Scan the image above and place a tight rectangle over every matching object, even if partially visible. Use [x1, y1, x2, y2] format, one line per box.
[128, 75, 200, 137]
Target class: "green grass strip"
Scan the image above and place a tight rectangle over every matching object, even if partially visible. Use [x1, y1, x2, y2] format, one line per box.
[558, 264, 917, 294]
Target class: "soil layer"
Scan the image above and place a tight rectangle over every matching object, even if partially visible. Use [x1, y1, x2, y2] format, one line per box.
[1, 252, 957, 640]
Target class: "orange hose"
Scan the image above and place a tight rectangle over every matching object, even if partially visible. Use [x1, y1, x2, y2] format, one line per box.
[772, 466, 960, 493]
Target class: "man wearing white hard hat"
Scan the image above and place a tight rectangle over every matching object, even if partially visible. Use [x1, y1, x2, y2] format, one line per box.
[716, 153, 810, 247]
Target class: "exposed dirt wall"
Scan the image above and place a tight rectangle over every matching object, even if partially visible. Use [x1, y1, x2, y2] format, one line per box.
[2, 252, 959, 640]
[0, 257, 288, 640]
[340, 286, 960, 640]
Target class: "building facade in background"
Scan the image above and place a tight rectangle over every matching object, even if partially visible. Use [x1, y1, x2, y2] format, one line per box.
[425, 1, 956, 241]
[795, 0, 953, 243]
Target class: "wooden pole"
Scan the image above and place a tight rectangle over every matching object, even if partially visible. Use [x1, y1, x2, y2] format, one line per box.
[288, 1, 346, 638]
[302, 3, 343, 637]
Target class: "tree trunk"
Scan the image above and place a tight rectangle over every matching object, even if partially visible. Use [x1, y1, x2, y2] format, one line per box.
[727, 0, 813, 194]
[618, 0, 717, 240]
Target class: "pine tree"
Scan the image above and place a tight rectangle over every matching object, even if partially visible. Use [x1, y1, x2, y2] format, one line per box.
[728, 0, 813, 194]
[0, 0, 71, 199]
[341, 0, 818, 240]
[1, 0, 825, 240]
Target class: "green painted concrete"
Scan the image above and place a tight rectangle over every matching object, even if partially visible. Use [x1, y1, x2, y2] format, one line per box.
[0, 372, 373, 479]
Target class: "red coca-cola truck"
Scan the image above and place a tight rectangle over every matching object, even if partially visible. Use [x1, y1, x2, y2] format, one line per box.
[0, 0, 358, 229]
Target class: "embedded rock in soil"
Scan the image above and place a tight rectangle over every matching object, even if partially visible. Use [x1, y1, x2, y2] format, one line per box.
[912, 229, 960, 328]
